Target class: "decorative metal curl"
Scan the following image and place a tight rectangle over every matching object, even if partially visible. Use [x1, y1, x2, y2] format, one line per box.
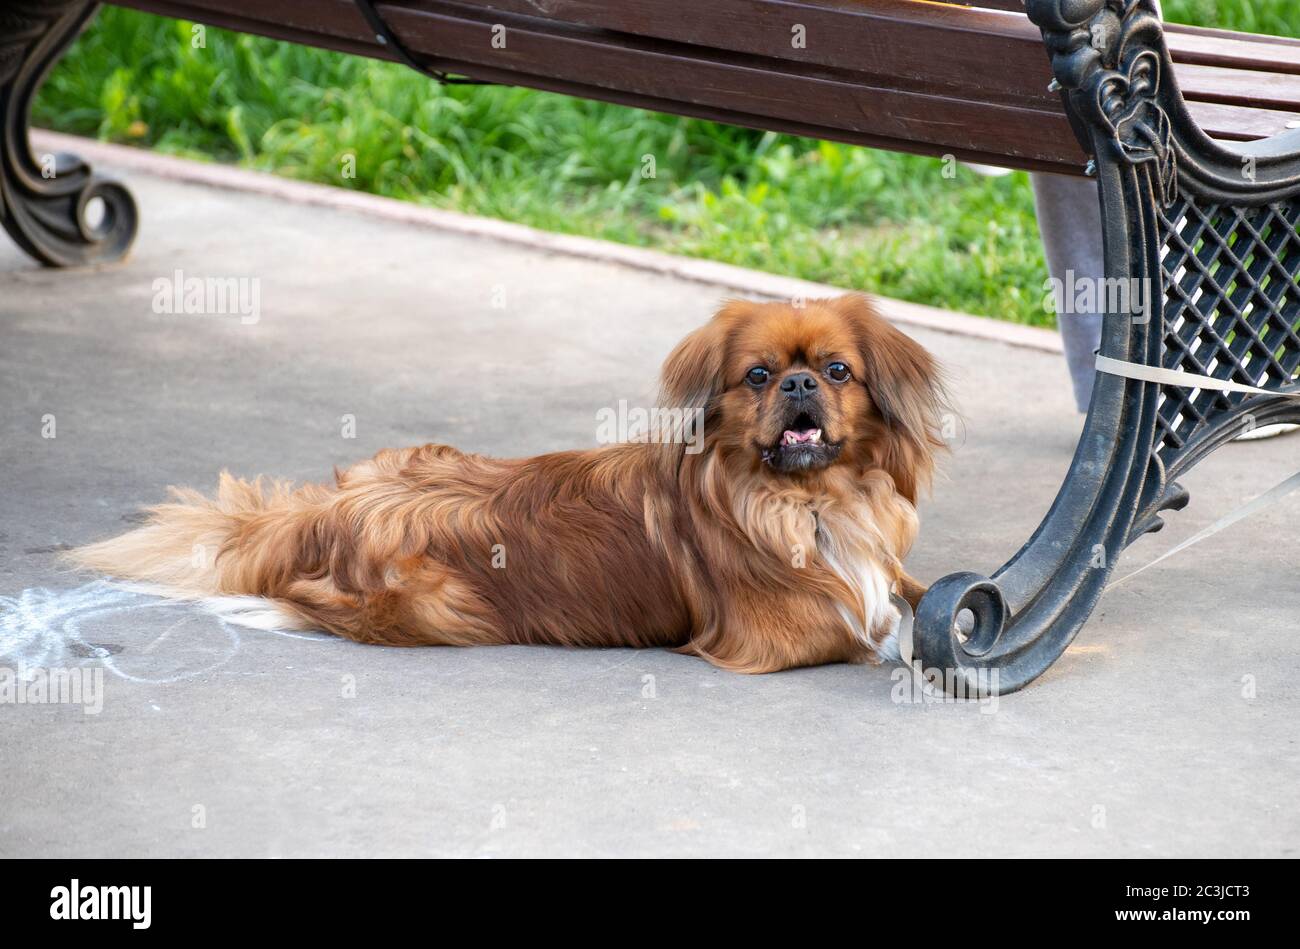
[1092, 48, 1176, 203]
[1, 1, 137, 266]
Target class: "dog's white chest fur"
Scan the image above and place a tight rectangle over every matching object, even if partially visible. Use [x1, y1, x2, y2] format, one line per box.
[814, 507, 903, 659]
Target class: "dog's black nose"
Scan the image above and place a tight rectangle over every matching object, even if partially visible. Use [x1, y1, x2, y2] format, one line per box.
[780, 372, 818, 399]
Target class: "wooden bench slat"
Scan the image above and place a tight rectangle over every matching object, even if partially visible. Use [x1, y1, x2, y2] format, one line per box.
[125, 0, 1085, 168]
[107, 0, 1300, 173]
[429, 0, 1059, 107]
[1177, 62, 1300, 112]
[384, 2, 1300, 129]
[446, 0, 1300, 79]
[1169, 29, 1300, 73]
[1187, 99, 1300, 141]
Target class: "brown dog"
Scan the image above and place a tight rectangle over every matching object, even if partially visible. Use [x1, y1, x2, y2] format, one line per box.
[70, 294, 945, 672]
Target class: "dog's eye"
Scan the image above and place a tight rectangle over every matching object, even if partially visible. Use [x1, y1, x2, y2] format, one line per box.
[745, 366, 771, 387]
[826, 362, 851, 382]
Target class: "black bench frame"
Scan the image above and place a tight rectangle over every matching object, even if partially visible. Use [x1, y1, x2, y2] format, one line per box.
[913, 0, 1300, 693]
[3, 0, 1298, 693]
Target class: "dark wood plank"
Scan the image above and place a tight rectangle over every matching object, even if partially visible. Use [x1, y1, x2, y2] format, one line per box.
[1187, 100, 1300, 141]
[437, 0, 1060, 106]
[1168, 22, 1300, 52]
[412, 1, 1300, 137]
[1177, 62, 1300, 111]
[123, 0, 1088, 167]
[374, 3, 1300, 124]
[112, 0, 1089, 172]
[445, 0, 1300, 95]
[1169, 30, 1300, 72]
[102, 0, 1300, 174]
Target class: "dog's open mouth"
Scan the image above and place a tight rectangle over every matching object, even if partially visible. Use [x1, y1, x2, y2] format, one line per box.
[761, 411, 841, 472]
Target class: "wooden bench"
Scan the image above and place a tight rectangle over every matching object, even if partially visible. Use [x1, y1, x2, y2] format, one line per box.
[4, 0, 1299, 693]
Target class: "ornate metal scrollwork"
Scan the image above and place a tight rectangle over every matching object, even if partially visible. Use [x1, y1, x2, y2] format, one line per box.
[912, 0, 1300, 694]
[1, 1, 137, 266]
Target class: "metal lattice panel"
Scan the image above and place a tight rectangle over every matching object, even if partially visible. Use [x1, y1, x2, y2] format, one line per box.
[1155, 197, 1300, 458]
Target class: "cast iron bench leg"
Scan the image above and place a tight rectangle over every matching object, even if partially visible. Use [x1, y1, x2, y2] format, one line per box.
[0, 1, 137, 266]
[914, 0, 1300, 695]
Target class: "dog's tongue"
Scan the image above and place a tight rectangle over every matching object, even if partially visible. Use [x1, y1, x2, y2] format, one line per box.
[782, 428, 822, 446]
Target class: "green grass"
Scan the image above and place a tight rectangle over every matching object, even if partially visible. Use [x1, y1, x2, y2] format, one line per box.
[31, 3, 1300, 327]
[1164, 0, 1300, 36]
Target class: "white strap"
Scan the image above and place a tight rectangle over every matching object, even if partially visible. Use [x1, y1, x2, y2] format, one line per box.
[887, 592, 914, 664]
[1094, 354, 1300, 588]
[1094, 354, 1300, 400]
[1108, 468, 1300, 588]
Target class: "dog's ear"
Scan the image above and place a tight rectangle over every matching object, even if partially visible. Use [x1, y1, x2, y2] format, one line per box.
[658, 304, 737, 411]
[834, 294, 947, 503]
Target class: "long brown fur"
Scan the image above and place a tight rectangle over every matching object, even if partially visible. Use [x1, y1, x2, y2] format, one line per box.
[69, 295, 946, 673]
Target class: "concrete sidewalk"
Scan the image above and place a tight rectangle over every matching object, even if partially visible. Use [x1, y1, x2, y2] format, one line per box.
[1, 150, 1297, 858]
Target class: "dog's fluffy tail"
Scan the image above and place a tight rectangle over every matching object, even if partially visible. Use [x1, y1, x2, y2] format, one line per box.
[67, 472, 324, 630]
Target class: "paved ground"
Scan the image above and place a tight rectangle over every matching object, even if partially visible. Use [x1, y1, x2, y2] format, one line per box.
[2, 156, 1297, 858]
